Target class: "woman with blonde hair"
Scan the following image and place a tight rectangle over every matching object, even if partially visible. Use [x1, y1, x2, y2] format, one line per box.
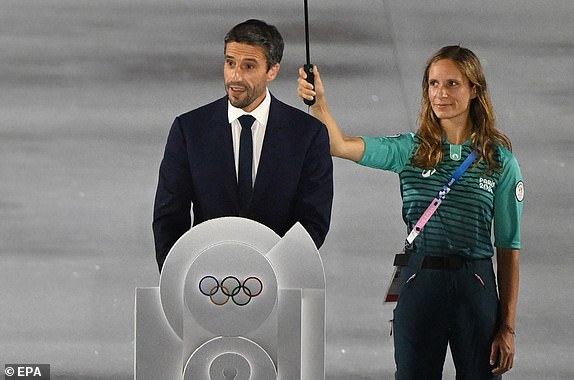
[298, 45, 523, 379]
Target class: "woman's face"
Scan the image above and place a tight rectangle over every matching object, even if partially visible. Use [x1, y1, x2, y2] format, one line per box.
[427, 59, 476, 127]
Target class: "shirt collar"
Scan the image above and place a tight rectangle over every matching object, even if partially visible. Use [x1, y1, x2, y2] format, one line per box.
[441, 135, 473, 146]
[228, 88, 271, 125]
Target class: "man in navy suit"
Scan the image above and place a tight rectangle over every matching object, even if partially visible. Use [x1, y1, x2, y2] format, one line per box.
[153, 19, 333, 271]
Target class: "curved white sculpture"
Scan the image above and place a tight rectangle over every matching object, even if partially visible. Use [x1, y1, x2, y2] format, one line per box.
[134, 217, 326, 380]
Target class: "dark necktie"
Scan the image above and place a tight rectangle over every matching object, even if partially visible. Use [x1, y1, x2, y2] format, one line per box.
[238, 115, 255, 214]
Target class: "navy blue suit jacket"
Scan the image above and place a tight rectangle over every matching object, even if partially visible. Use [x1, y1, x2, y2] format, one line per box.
[153, 94, 333, 270]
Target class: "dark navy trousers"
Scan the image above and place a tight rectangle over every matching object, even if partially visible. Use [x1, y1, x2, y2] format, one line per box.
[393, 254, 502, 380]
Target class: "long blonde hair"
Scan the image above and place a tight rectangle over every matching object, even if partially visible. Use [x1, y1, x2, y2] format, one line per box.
[411, 45, 511, 171]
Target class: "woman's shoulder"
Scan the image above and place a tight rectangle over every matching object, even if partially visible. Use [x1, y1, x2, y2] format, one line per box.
[491, 143, 523, 184]
[361, 132, 418, 154]
[370, 131, 418, 144]
[494, 143, 519, 166]
[358, 132, 418, 172]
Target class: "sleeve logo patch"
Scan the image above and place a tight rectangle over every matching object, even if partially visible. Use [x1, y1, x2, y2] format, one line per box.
[515, 181, 524, 202]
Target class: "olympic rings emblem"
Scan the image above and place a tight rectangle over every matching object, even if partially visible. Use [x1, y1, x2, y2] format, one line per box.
[199, 275, 263, 306]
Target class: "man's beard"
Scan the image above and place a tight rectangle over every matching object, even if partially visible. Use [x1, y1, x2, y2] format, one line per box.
[226, 81, 260, 109]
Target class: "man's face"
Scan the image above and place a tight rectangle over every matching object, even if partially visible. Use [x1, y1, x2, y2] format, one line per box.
[224, 42, 279, 112]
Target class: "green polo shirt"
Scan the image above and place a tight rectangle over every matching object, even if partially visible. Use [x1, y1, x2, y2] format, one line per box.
[358, 133, 523, 259]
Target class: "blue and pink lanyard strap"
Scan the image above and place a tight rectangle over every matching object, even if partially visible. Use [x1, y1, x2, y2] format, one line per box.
[405, 149, 479, 246]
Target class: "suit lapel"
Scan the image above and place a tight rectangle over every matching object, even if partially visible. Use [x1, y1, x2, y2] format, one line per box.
[252, 96, 285, 203]
[208, 97, 240, 210]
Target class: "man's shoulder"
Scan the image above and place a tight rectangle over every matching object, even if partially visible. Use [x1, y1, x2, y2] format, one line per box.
[177, 96, 228, 123]
[271, 95, 317, 118]
[269, 95, 325, 132]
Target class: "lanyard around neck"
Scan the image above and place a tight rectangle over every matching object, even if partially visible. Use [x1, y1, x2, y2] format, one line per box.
[405, 150, 479, 246]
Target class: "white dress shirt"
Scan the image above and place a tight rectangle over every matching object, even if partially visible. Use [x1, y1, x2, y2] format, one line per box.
[227, 88, 271, 186]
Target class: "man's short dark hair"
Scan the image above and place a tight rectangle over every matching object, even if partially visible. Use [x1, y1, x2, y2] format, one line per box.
[224, 19, 284, 71]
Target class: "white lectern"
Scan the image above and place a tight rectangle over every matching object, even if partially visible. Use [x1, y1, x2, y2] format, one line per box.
[134, 217, 325, 380]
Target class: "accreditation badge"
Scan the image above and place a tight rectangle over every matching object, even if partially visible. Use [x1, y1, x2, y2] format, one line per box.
[384, 265, 402, 303]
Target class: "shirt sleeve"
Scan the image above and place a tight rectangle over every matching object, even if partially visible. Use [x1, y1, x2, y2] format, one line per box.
[493, 148, 524, 249]
[357, 133, 417, 173]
